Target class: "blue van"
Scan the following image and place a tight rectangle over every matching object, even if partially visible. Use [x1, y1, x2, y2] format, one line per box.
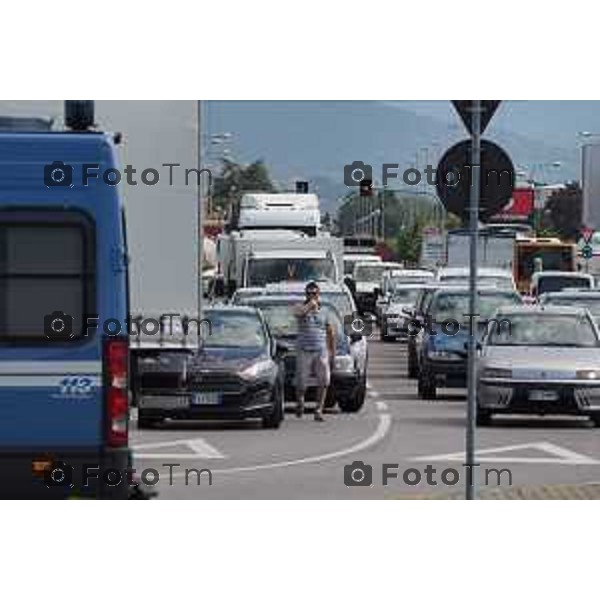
[0, 103, 131, 499]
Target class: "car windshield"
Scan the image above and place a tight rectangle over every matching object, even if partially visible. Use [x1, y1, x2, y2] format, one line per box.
[354, 264, 391, 282]
[488, 313, 599, 347]
[246, 258, 335, 287]
[203, 311, 266, 348]
[537, 276, 592, 294]
[249, 301, 343, 339]
[391, 288, 421, 304]
[430, 292, 521, 322]
[541, 296, 600, 317]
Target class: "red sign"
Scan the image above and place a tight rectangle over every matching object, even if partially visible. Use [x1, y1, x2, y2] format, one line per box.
[490, 187, 534, 222]
[580, 226, 595, 244]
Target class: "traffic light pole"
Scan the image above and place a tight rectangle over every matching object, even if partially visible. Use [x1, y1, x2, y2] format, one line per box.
[466, 101, 481, 500]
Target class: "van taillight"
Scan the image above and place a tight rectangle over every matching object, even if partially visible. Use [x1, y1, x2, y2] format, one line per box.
[104, 337, 129, 446]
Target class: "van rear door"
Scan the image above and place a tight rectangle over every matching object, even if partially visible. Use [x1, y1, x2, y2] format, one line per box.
[0, 209, 103, 447]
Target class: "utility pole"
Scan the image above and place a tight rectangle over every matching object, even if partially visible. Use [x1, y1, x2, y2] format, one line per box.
[197, 101, 204, 340]
[466, 101, 481, 500]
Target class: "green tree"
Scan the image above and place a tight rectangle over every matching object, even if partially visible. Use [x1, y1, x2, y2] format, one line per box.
[545, 182, 582, 241]
[211, 159, 277, 213]
[395, 216, 430, 265]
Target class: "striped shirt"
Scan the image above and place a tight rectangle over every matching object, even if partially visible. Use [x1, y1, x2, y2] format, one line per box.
[296, 307, 328, 354]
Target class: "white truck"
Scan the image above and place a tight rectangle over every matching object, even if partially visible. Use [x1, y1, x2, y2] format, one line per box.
[217, 229, 344, 295]
[445, 228, 514, 270]
[232, 192, 321, 235]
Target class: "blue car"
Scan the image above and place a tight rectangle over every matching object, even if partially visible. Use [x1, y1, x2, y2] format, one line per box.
[416, 288, 522, 400]
[0, 102, 131, 499]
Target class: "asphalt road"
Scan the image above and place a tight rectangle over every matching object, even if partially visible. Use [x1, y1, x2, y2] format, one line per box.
[131, 332, 600, 499]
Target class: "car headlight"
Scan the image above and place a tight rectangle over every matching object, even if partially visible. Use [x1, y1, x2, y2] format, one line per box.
[333, 355, 355, 373]
[427, 350, 462, 361]
[239, 360, 275, 380]
[482, 367, 512, 379]
[576, 369, 600, 380]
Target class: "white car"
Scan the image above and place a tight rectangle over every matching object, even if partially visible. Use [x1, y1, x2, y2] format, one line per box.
[529, 270, 594, 297]
[379, 285, 423, 341]
[477, 305, 600, 426]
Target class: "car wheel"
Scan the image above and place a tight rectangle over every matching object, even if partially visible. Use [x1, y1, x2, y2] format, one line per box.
[417, 369, 436, 400]
[137, 412, 162, 429]
[407, 346, 418, 378]
[262, 385, 284, 429]
[338, 377, 366, 413]
[590, 413, 600, 427]
[476, 408, 492, 426]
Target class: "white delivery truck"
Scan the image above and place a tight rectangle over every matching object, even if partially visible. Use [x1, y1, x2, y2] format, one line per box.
[231, 192, 321, 235]
[217, 229, 344, 294]
[98, 101, 201, 410]
[445, 228, 514, 270]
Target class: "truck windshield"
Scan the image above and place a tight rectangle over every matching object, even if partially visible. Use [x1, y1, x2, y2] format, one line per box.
[354, 264, 390, 282]
[246, 258, 335, 287]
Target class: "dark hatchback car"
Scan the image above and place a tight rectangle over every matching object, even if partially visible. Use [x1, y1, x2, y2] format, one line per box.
[136, 306, 286, 429]
[243, 296, 367, 413]
[416, 288, 523, 400]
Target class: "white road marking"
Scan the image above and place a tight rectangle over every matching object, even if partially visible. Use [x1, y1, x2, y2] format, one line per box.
[375, 401, 388, 411]
[133, 437, 226, 459]
[413, 442, 600, 465]
[160, 412, 393, 480]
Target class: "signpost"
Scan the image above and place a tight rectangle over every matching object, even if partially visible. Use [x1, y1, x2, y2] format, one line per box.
[436, 139, 514, 222]
[580, 226, 595, 270]
[449, 100, 503, 500]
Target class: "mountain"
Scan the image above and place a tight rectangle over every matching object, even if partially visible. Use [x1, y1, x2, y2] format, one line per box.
[206, 100, 586, 214]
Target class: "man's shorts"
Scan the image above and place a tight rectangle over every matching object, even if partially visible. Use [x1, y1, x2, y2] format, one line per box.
[296, 350, 331, 390]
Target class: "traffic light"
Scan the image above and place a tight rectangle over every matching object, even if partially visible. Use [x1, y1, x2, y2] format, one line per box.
[295, 181, 309, 193]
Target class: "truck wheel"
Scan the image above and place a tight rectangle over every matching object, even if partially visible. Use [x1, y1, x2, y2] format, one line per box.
[417, 369, 436, 400]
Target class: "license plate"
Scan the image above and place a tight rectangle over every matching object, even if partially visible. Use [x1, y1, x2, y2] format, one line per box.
[192, 392, 221, 405]
[528, 389, 559, 401]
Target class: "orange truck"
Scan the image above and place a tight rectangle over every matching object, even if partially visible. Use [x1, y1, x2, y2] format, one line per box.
[513, 237, 578, 294]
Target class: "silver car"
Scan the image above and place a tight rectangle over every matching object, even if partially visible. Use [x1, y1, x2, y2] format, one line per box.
[477, 305, 600, 426]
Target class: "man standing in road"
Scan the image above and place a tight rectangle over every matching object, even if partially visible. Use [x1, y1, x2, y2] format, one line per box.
[294, 281, 336, 421]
